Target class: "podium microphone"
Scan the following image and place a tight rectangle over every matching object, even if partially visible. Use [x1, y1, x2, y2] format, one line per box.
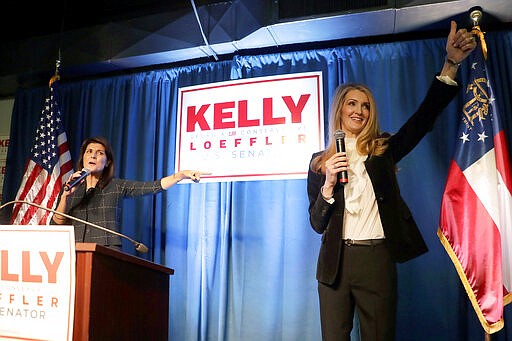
[334, 129, 349, 185]
[0, 200, 149, 253]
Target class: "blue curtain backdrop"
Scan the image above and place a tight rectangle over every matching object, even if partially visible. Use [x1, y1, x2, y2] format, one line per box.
[3, 30, 512, 340]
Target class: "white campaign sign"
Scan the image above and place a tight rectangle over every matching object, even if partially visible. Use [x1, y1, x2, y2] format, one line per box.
[0, 225, 75, 341]
[176, 72, 325, 182]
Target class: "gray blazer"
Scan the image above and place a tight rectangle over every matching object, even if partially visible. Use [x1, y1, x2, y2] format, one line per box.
[52, 178, 163, 246]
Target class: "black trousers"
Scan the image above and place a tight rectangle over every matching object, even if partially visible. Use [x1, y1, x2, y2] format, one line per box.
[318, 243, 397, 341]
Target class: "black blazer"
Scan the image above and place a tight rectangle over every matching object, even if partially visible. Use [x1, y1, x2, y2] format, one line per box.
[307, 77, 460, 285]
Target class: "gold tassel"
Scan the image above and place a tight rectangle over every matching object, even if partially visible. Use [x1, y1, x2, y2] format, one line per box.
[472, 25, 487, 60]
[49, 74, 60, 87]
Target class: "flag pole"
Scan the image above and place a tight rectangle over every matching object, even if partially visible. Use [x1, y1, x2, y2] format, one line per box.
[470, 8, 487, 60]
[470, 9, 491, 341]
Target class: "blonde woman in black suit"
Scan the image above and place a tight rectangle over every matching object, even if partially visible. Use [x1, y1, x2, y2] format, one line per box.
[307, 21, 476, 340]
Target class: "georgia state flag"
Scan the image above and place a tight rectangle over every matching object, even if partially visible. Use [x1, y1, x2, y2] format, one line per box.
[438, 42, 512, 334]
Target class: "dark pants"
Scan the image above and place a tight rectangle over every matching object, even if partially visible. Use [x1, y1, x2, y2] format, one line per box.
[318, 243, 397, 341]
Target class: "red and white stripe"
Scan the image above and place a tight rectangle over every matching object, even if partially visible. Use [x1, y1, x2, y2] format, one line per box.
[11, 133, 73, 225]
[439, 130, 512, 332]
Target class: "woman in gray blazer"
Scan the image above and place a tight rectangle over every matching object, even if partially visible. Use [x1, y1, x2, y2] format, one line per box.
[52, 136, 208, 249]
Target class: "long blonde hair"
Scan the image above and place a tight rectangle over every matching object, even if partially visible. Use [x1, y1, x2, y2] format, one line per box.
[310, 83, 389, 174]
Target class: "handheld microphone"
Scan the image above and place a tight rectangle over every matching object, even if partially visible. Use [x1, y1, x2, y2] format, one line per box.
[64, 168, 91, 191]
[334, 130, 349, 185]
[0, 200, 149, 253]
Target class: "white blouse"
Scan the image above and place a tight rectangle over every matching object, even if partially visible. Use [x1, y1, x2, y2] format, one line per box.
[342, 137, 385, 240]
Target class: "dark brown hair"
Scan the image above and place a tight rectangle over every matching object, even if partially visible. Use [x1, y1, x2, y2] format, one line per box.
[77, 136, 114, 189]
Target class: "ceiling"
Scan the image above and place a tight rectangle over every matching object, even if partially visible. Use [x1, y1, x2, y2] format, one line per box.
[1, 0, 511, 98]
[1, 0, 216, 41]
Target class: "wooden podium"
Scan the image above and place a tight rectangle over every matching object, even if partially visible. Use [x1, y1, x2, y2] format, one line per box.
[74, 243, 174, 341]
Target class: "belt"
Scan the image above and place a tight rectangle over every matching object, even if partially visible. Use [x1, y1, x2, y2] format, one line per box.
[343, 239, 385, 246]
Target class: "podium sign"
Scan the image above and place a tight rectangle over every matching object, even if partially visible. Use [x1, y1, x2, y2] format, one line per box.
[0, 225, 75, 341]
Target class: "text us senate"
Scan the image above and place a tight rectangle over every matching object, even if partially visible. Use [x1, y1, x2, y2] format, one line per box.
[186, 94, 312, 132]
[0, 250, 64, 283]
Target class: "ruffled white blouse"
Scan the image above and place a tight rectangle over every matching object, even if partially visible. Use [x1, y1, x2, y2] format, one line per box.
[342, 137, 385, 240]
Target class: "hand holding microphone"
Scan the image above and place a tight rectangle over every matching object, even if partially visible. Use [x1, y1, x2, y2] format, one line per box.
[64, 168, 91, 191]
[334, 130, 349, 185]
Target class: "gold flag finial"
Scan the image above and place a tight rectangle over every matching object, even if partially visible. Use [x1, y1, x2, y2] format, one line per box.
[49, 50, 61, 87]
[470, 8, 487, 60]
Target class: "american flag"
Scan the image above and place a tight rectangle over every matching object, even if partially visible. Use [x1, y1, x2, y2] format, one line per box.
[11, 80, 74, 225]
[438, 39, 512, 333]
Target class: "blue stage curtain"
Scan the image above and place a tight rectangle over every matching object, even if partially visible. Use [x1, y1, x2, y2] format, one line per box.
[3, 31, 512, 341]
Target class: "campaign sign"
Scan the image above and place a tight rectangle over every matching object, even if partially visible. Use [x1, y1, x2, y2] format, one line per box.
[0, 136, 8, 202]
[176, 72, 324, 182]
[0, 225, 75, 341]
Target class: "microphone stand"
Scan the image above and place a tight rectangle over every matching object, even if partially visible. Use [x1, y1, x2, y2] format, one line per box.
[0, 200, 149, 253]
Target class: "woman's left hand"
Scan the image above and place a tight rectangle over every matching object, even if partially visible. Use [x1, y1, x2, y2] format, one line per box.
[446, 20, 477, 64]
[176, 170, 211, 183]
